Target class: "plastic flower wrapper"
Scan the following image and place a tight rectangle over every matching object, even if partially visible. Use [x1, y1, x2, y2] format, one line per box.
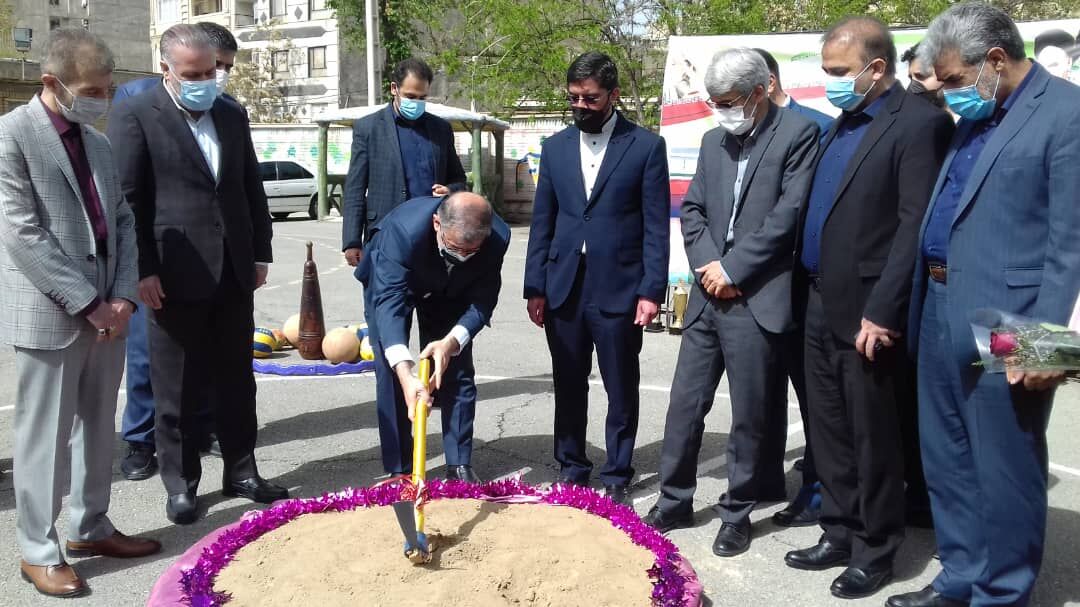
[971, 308, 1080, 373]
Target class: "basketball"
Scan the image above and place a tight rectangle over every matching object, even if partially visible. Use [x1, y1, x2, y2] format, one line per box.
[323, 327, 362, 364]
[283, 314, 300, 348]
[253, 328, 277, 359]
[359, 335, 375, 361]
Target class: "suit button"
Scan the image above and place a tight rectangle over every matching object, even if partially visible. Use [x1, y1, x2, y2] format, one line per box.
[584, 215, 591, 221]
[86, 254, 96, 261]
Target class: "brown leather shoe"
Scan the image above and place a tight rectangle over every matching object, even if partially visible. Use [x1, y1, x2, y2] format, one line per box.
[66, 531, 162, 559]
[19, 561, 88, 598]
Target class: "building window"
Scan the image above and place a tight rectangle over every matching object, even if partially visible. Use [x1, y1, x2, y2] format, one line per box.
[273, 50, 290, 75]
[308, 46, 327, 77]
[158, 0, 180, 22]
[192, 0, 221, 16]
[271, 0, 287, 17]
[49, 18, 62, 30]
[49, 0, 61, 6]
[310, 0, 328, 11]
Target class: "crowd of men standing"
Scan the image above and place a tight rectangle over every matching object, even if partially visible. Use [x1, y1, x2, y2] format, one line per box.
[0, 2, 1077, 606]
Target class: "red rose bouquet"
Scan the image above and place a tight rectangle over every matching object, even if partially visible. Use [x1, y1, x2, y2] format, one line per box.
[972, 308, 1080, 373]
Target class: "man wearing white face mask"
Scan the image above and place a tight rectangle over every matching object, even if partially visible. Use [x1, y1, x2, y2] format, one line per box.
[785, 17, 954, 599]
[0, 28, 161, 597]
[108, 23, 285, 526]
[641, 48, 819, 557]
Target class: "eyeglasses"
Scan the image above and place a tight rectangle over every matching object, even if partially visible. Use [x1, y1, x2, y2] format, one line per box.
[705, 94, 747, 110]
[566, 93, 606, 106]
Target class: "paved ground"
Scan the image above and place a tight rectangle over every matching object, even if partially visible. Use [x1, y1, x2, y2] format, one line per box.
[1, 216, 1078, 606]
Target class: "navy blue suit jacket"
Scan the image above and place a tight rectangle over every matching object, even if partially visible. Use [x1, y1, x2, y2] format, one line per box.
[787, 97, 834, 142]
[357, 196, 510, 350]
[523, 113, 670, 314]
[909, 64, 1080, 368]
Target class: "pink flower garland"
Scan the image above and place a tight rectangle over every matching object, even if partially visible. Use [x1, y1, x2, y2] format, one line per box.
[179, 479, 693, 606]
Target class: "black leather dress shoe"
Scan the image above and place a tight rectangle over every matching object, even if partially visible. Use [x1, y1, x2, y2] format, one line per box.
[223, 476, 289, 504]
[773, 484, 821, 527]
[445, 465, 481, 483]
[642, 507, 694, 534]
[830, 565, 893, 599]
[886, 585, 970, 607]
[712, 521, 751, 557]
[603, 484, 631, 506]
[121, 443, 158, 481]
[555, 473, 588, 487]
[784, 539, 851, 570]
[166, 492, 198, 525]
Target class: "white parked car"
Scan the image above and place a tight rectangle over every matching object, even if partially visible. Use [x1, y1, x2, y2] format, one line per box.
[259, 160, 339, 220]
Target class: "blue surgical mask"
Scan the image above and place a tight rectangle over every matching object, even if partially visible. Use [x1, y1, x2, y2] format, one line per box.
[825, 62, 877, 111]
[398, 97, 426, 121]
[943, 58, 1000, 121]
[169, 67, 217, 112]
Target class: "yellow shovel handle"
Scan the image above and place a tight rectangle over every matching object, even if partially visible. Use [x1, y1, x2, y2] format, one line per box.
[412, 358, 431, 532]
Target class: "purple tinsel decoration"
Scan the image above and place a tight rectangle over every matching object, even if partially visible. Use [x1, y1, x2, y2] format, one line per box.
[179, 479, 692, 606]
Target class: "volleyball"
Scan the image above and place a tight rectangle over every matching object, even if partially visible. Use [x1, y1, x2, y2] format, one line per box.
[253, 328, 277, 359]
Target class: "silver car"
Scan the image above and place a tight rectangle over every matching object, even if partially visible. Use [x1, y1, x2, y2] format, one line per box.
[259, 160, 339, 220]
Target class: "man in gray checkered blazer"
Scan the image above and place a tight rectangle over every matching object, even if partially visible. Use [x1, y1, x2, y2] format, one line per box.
[0, 29, 160, 598]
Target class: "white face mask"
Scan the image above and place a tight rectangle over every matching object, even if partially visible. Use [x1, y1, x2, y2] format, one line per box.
[55, 77, 109, 124]
[215, 69, 229, 97]
[715, 93, 757, 136]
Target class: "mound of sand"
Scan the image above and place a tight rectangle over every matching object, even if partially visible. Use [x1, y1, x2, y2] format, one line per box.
[215, 499, 655, 606]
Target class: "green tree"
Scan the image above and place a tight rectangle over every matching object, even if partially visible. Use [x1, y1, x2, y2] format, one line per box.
[0, 0, 18, 60]
[227, 19, 298, 123]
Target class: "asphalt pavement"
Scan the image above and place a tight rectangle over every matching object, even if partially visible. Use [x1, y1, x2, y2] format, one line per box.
[1, 215, 1078, 606]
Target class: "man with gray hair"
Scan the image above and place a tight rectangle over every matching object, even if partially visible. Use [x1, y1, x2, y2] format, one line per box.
[108, 23, 285, 525]
[0, 28, 160, 597]
[641, 47, 819, 557]
[356, 192, 509, 482]
[888, 4, 1080, 607]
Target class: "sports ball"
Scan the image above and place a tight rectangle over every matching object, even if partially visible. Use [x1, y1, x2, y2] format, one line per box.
[359, 335, 375, 361]
[323, 327, 362, 364]
[253, 329, 277, 359]
[283, 314, 301, 348]
[351, 323, 369, 342]
[271, 328, 288, 349]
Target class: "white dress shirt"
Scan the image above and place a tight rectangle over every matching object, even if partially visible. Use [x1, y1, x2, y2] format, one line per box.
[164, 80, 220, 181]
[579, 111, 617, 253]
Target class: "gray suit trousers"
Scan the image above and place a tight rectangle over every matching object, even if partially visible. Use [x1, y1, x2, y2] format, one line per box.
[13, 264, 124, 565]
[656, 299, 789, 522]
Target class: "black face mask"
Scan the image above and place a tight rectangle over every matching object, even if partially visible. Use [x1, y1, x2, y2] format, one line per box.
[573, 107, 611, 134]
[908, 80, 945, 108]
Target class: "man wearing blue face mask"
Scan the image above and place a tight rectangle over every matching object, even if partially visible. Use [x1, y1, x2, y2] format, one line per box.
[108, 23, 286, 526]
[785, 16, 954, 600]
[889, 5, 1080, 607]
[342, 58, 467, 269]
[356, 192, 509, 483]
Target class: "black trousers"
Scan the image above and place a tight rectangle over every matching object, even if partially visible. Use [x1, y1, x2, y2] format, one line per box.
[150, 258, 258, 496]
[804, 286, 905, 570]
[655, 299, 788, 522]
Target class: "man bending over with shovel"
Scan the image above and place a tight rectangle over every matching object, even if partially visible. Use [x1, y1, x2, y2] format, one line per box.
[357, 191, 510, 487]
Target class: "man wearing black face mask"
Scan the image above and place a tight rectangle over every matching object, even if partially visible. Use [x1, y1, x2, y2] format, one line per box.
[903, 43, 948, 110]
[356, 192, 509, 482]
[524, 52, 670, 505]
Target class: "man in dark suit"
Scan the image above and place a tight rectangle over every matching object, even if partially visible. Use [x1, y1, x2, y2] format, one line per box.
[755, 46, 831, 528]
[342, 58, 467, 266]
[783, 17, 954, 599]
[357, 192, 509, 482]
[888, 6, 1080, 607]
[640, 48, 818, 557]
[114, 20, 239, 482]
[524, 52, 669, 505]
[107, 24, 287, 525]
